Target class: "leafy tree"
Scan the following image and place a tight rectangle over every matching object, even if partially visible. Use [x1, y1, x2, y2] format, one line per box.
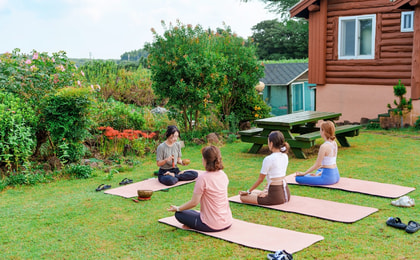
[146, 21, 267, 131]
[146, 21, 224, 131]
[211, 29, 267, 118]
[251, 19, 308, 60]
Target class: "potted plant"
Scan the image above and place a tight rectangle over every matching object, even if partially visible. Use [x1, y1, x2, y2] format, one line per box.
[387, 80, 413, 128]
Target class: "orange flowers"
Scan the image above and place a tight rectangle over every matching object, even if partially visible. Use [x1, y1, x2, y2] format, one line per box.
[97, 126, 156, 140]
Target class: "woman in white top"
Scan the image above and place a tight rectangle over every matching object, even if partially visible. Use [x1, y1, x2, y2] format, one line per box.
[239, 131, 291, 205]
[295, 121, 340, 185]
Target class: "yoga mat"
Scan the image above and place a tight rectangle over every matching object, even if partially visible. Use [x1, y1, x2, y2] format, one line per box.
[285, 174, 415, 198]
[159, 215, 324, 254]
[229, 194, 378, 223]
[104, 170, 203, 198]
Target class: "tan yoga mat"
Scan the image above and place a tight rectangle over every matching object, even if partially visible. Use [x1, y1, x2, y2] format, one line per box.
[159, 215, 324, 254]
[229, 194, 378, 223]
[104, 170, 203, 198]
[285, 174, 415, 198]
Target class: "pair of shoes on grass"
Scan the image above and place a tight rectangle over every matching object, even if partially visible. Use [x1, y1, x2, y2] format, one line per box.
[267, 249, 293, 260]
[391, 196, 415, 207]
[386, 217, 420, 233]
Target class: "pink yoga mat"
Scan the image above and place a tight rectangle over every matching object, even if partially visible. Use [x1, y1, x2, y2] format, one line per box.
[285, 174, 415, 198]
[159, 215, 324, 254]
[104, 170, 203, 198]
[229, 194, 378, 223]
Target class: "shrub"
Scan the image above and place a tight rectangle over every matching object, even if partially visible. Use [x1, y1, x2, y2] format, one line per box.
[91, 99, 145, 131]
[82, 60, 156, 106]
[0, 92, 37, 172]
[63, 164, 93, 179]
[415, 116, 420, 130]
[41, 87, 93, 162]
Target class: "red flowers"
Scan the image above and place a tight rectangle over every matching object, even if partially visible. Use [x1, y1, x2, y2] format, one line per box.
[97, 126, 156, 140]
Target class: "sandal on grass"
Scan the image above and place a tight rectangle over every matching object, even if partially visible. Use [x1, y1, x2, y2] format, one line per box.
[406, 221, 420, 234]
[119, 178, 133, 185]
[386, 217, 407, 230]
[95, 184, 112, 192]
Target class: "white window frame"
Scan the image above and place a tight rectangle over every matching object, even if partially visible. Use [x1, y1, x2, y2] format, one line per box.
[401, 11, 414, 32]
[338, 14, 376, 60]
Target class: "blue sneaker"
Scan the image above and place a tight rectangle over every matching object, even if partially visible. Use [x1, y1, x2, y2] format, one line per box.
[267, 249, 293, 260]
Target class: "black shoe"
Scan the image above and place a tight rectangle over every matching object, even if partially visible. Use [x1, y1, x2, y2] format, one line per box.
[406, 221, 420, 233]
[95, 184, 112, 191]
[386, 217, 407, 230]
[119, 178, 133, 185]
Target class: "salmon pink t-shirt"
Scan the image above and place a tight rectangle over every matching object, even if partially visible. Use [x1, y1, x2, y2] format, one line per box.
[193, 170, 232, 230]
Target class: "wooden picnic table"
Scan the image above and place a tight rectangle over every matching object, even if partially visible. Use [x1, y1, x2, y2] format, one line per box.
[239, 111, 362, 159]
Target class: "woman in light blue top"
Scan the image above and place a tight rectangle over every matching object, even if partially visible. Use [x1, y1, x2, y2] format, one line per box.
[295, 121, 340, 185]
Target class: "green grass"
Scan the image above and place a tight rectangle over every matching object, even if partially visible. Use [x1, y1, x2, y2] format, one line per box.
[1, 130, 419, 259]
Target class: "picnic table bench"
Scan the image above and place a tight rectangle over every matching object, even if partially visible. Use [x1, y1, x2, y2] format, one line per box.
[239, 111, 362, 159]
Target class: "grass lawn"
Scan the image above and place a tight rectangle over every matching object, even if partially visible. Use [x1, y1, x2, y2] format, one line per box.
[1, 130, 419, 259]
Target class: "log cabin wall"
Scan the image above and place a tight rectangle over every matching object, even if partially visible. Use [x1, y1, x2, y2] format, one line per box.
[325, 0, 413, 87]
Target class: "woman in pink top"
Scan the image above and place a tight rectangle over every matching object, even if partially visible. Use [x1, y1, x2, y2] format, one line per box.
[167, 146, 232, 232]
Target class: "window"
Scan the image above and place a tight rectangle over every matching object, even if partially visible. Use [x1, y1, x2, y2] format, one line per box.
[338, 15, 376, 59]
[291, 82, 315, 113]
[401, 11, 414, 32]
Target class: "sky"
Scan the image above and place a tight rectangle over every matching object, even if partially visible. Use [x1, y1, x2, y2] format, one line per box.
[0, 0, 279, 59]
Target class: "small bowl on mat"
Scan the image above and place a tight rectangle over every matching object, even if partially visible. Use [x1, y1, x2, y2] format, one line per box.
[137, 189, 153, 200]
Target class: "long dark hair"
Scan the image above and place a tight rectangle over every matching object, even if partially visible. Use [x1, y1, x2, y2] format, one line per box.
[268, 131, 289, 153]
[165, 125, 180, 139]
[202, 146, 224, 171]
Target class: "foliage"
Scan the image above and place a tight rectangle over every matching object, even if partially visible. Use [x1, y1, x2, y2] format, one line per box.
[96, 126, 156, 157]
[120, 48, 148, 68]
[146, 21, 265, 131]
[62, 164, 93, 179]
[231, 92, 271, 122]
[0, 92, 36, 172]
[387, 80, 413, 128]
[251, 19, 308, 60]
[0, 49, 85, 107]
[146, 21, 224, 131]
[210, 29, 266, 120]
[91, 98, 146, 131]
[81, 60, 156, 106]
[41, 87, 93, 162]
[0, 49, 91, 162]
[415, 116, 420, 130]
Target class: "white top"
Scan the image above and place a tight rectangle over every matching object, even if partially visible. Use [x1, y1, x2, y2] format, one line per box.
[260, 152, 289, 185]
[322, 141, 337, 166]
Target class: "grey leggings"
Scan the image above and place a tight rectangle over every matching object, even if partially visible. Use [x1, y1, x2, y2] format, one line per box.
[174, 210, 231, 232]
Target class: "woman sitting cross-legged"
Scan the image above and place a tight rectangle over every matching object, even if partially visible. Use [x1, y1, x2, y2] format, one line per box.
[167, 146, 232, 232]
[156, 125, 198, 186]
[239, 131, 291, 205]
[295, 120, 340, 185]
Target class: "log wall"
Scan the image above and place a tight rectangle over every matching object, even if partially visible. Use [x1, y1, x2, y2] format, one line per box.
[325, 0, 414, 87]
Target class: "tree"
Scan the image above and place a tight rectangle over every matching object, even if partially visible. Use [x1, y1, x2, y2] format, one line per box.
[251, 19, 308, 60]
[146, 21, 267, 131]
[211, 29, 266, 119]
